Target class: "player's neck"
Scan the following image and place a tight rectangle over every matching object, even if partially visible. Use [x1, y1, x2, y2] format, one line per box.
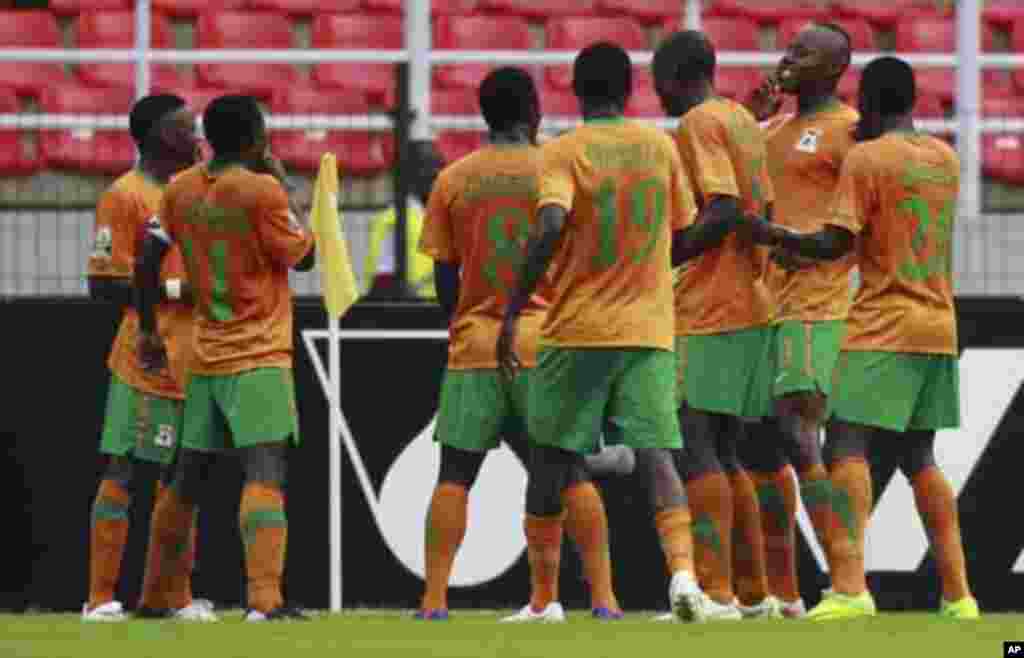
[677, 80, 712, 117]
[137, 156, 173, 184]
[489, 126, 532, 146]
[582, 102, 624, 121]
[878, 114, 916, 136]
[797, 91, 837, 116]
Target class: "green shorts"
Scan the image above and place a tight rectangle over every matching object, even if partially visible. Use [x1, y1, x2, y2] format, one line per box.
[676, 326, 774, 418]
[435, 368, 530, 453]
[529, 346, 681, 455]
[773, 319, 846, 399]
[183, 367, 299, 453]
[100, 373, 182, 466]
[831, 351, 960, 432]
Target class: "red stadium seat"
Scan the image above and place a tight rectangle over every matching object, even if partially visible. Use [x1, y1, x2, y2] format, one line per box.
[983, 134, 1024, 185]
[626, 82, 664, 118]
[151, 0, 245, 19]
[158, 85, 246, 115]
[834, 0, 938, 29]
[249, 0, 359, 14]
[312, 13, 403, 107]
[913, 93, 946, 119]
[983, 0, 1024, 28]
[0, 88, 38, 175]
[50, 0, 130, 15]
[273, 128, 395, 174]
[541, 87, 578, 117]
[981, 96, 1024, 118]
[362, 0, 479, 14]
[895, 18, 959, 101]
[476, 0, 594, 19]
[435, 131, 485, 163]
[431, 87, 477, 115]
[0, 12, 67, 99]
[704, 0, 827, 25]
[776, 17, 875, 51]
[76, 12, 183, 90]
[434, 15, 532, 90]
[545, 17, 649, 91]
[695, 17, 761, 101]
[596, 0, 681, 25]
[38, 85, 136, 175]
[196, 12, 300, 100]
[1014, 20, 1024, 94]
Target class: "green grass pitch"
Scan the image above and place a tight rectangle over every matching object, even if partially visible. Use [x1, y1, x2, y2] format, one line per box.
[2, 610, 1021, 658]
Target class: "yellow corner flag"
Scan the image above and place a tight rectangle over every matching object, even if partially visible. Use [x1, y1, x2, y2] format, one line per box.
[309, 153, 359, 319]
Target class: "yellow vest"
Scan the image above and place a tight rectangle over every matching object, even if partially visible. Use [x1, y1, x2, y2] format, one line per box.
[363, 202, 436, 298]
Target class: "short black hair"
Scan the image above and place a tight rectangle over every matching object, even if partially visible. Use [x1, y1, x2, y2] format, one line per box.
[573, 41, 632, 107]
[860, 56, 916, 116]
[653, 30, 716, 85]
[815, 21, 853, 70]
[479, 67, 539, 133]
[203, 95, 265, 156]
[129, 94, 186, 147]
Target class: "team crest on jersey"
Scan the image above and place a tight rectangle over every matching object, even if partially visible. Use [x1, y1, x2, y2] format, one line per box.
[796, 128, 822, 153]
[92, 226, 112, 261]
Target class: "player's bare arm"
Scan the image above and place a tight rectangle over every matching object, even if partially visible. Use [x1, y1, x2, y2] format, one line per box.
[670, 194, 743, 265]
[767, 224, 855, 267]
[433, 261, 460, 325]
[497, 204, 565, 379]
[134, 230, 171, 373]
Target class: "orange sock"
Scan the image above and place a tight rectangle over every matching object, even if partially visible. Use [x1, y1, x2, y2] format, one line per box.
[685, 472, 734, 604]
[240, 482, 287, 614]
[730, 470, 769, 606]
[828, 458, 871, 595]
[654, 505, 695, 577]
[564, 482, 619, 612]
[88, 479, 132, 609]
[420, 482, 469, 611]
[911, 466, 971, 602]
[524, 514, 564, 611]
[752, 467, 799, 603]
[138, 484, 195, 611]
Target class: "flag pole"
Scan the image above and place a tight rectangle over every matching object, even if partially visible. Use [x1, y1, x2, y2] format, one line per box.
[328, 311, 342, 613]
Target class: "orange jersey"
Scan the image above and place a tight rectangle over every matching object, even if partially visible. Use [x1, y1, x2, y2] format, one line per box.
[673, 97, 775, 335]
[419, 143, 549, 369]
[157, 163, 314, 375]
[87, 170, 192, 399]
[827, 131, 959, 355]
[763, 101, 859, 322]
[538, 117, 696, 351]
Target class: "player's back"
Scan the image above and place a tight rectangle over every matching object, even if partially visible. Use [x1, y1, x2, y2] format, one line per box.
[90, 169, 192, 398]
[841, 131, 959, 354]
[539, 118, 691, 351]
[425, 143, 549, 368]
[161, 163, 312, 375]
[673, 97, 774, 334]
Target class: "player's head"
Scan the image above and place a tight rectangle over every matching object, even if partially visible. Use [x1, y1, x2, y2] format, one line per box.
[776, 22, 852, 95]
[479, 66, 541, 142]
[855, 56, 916, 141]
[203, 94, 266, 161]
[573, 42, 632, 115]
[410, 140, 445, 203]
[130, 94, 197, 170]
[652, 30, 716, 117]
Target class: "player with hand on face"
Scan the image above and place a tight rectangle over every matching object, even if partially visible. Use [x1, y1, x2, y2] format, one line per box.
[135, 95, 315, 622]
[83, 94, 215, 623]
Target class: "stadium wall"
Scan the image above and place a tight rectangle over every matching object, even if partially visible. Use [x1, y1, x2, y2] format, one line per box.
[3, 298, 1024, 613]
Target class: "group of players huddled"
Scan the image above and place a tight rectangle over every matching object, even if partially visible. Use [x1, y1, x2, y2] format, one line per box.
[81, 22, 979, 624]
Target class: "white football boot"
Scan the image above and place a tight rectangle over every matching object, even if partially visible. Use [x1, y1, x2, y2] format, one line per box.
[499, 602, 566, 623]
[81, 601, 126, 622]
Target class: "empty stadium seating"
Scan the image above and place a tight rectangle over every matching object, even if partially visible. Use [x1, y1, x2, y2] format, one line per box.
[913, 92, 946, 119]
[834, 0, 939, 29]
[595, 0, 681, 25]
[984, 0, 1024, 28]
[698, 16, 761, 102]
[983, 134, 1024, 185]
[776, 17, 875, 50]
[540, 86, 579, 117]
[476, 0, 594, 20]
[1014, 20, 1024, 94]
[0, 87, 38, 175]
[312, 13, 403, 106]
[269, 87, 394, 174]
[158, 85, 245, 114]
[76, 12, 183, 90]
[49, 0, 130, 15]
[434, 15, 532, 91]
[362, 0, 481, 14]
[435, 131, 484, 163]
[38, 84, 136, 174]
[196, 12, 300, 99]
[151, 0, 245, 19]
[0, 12, 67, 99]
[249, 0, 360, 14]
[430, 87, 477, 116]
[626, 82, 665, 118]
[983, 96, 1024, 118]
[705, 0, 827, 25]
[545, 17, 649, 91]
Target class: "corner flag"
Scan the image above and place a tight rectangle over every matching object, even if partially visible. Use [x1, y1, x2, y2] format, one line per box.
[309, 153, 359, 318]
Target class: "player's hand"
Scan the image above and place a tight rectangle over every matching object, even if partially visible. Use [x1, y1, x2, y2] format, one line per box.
[770, 246, 816, 272]
[137, 331, 168, 374]
[748, 75, 783, 122]
[497, 319, 521, 381]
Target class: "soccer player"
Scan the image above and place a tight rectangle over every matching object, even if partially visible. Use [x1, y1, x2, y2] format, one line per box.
[498, 42, 709, 623]
[83, 94, 215, 623]
[135, 95, 315, 622]
[762, 57, 978, 621]
[417, 67, 621, 622]
[652, 30, 778, 620]
[740, 23, 860, 617]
